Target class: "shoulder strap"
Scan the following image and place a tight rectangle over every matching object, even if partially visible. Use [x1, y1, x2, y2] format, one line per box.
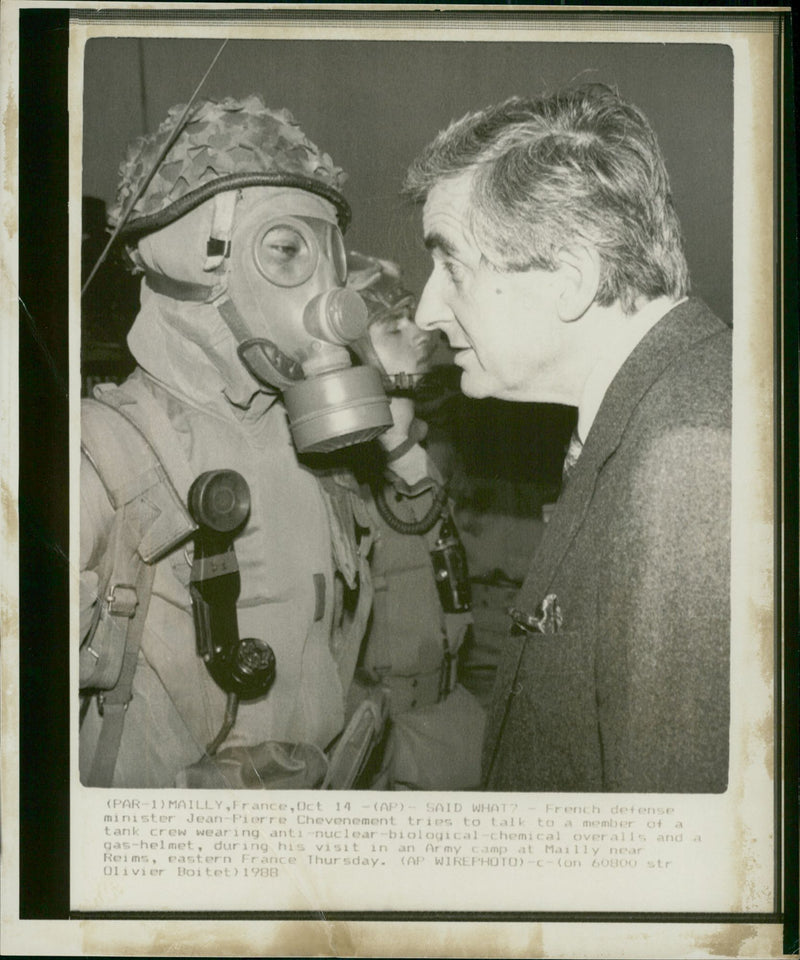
[82, 392, 197, 564]
[81, 390, 197, 786]
[91, 380, 198, 511]
[369, 485, 471, 696]
[86, 560, 155, 787]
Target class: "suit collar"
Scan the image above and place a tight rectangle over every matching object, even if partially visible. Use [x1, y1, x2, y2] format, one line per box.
[577, 295, 685, 443]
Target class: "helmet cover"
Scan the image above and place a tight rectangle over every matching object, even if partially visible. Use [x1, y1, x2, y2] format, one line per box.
[110, 95, 350, 238]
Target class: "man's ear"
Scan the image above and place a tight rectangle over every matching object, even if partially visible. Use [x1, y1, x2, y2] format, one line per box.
[555, 244, 601, 322]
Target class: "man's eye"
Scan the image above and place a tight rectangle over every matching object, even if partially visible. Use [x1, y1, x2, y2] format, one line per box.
[378, 318, 402, 336]
[263, 227, 304, 262]
[255, 224, 316, 286]
[270, 242, 297, 258]
[442, 260, 464, 285]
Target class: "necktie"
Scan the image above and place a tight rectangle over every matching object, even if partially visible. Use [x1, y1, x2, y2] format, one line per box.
[562, 428, 584, 483]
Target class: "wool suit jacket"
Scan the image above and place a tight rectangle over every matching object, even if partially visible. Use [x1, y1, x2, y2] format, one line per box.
[483, 299, 731, 793]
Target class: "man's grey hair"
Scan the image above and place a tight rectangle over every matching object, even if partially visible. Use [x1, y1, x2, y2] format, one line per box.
[403, 84, 690, 313]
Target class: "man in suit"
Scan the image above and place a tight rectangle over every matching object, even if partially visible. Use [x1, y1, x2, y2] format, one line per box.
[403, 83, 730, 792]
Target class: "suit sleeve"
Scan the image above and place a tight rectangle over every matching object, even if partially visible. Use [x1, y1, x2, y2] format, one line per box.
[596, 424, 731, 792]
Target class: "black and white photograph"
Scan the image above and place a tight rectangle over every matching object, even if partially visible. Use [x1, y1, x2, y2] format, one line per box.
[78, 34, 734, 795]
[2, 4, 795, 958]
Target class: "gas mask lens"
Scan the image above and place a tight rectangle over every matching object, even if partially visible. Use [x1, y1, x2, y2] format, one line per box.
[255, 219, 317, 287]
[254, 217, 347, 287]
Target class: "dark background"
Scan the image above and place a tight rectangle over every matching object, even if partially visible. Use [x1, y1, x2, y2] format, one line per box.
[84, 37, 734, 318]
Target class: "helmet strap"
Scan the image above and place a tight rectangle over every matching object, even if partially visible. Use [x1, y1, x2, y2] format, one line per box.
[144, 272, 220, 302]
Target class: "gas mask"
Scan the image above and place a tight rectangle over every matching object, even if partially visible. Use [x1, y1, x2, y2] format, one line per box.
[111, 97, 386, 452]
[221, 190, 393, 453]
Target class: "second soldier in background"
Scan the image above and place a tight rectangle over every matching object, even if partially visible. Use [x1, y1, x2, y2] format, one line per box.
[346, 252, 485, 790]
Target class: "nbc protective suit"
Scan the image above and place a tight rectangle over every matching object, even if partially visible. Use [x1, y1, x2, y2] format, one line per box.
[79, 285, 377, 786]
[80, 98, 388, 788]
[79, 97, 481, 790]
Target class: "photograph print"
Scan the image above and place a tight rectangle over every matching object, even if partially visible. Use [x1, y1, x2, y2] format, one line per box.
[79, 34, 735, 795]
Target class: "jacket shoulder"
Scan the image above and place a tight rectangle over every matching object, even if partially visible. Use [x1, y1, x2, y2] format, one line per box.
[636, 315, 731, 437]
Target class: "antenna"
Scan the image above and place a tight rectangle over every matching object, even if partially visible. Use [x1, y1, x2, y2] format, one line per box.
[81, 39, 229, 298]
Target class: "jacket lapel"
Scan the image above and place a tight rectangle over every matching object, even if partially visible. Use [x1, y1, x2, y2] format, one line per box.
[483, 300, 728, 777]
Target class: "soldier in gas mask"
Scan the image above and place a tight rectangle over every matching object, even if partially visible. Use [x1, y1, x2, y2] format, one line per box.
[78, 96, 439, 789]
[346, 253, 485, 790]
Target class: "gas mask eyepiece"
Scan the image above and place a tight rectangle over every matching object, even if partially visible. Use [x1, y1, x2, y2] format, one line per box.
[253, 216, 347, 288]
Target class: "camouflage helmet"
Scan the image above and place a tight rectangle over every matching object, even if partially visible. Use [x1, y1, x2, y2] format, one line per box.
[346, 251, 416, 326]
[109, 95, 351, 240]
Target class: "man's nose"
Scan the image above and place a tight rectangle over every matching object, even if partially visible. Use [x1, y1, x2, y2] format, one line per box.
[414, 276, 447, 332]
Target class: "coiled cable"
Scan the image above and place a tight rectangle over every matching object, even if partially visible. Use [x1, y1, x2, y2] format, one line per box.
[373, 481, 448, 536]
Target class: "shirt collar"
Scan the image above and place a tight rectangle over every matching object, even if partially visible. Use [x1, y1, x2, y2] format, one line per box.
[577, 296, 687, 443]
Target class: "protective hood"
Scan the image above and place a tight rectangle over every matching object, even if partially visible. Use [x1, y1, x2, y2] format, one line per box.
[127, 281, 267, 413]
[127, 187, 392, 449]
